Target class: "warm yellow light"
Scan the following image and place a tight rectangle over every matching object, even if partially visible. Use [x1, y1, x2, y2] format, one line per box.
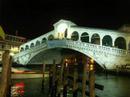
[90, 64, 94, 71]
[11, 47, 19, 52]
[10, 52, 15, 56]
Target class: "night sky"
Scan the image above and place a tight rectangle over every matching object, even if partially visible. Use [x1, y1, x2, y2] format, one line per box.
[1, 0, 130, 39]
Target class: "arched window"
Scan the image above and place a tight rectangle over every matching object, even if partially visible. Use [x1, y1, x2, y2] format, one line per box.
[71, 31, 79, 41]
[35, 40, 40, 46]
[30, 43, 34, 48]
[20, 47, 24, 51]
[48, 34, 54, 40]
[91, 33, 100, 45]
[42, 38, 47, 43]
[81, 32, 89, 43]
[102, 35, 112, 47]
[115, 37, 126, 49]
[25, 45, 29, 50]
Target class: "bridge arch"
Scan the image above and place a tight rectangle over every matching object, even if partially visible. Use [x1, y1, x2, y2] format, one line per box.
[25, 45, 29, 50]
[26, 42, 101, 67]
[35, 40, 40, 46]
[42, 37, 47, 43]
[30, 43, 35, 48]
[114, 37, 126, 49]
[20, 47, 24, 51]
[102, 35, 112, 47]
[71, 31, 79, 41]
[91, 33, 100, 45]
[48, 34, 54, 40]
[80, 32, 89, 43]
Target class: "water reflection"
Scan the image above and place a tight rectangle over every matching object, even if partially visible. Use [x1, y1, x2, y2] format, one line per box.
[11, 73, 130, 97]
[11, 82, 25, 97]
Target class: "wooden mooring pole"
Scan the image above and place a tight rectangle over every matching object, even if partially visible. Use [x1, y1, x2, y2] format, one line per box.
[73, 58, 78, 97]
[0, 50, 12, 97]
[63, 59, 68, 97]
[42, 63, 46, 91]
[82, 56, 88, 97]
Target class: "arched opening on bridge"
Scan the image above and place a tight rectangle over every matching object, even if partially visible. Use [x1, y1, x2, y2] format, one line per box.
[25, 45, 29, 50]
[91, 33, 100, 45]
[36, 40, 40, 46]
[71, 31, 79, 41]
[102, 35, 112, 47]
[81, 32, 89, 43]
[42, 38, 47, 43]
[30, 43, 34, 48]
[114, 37, 126, 49]
[48, 34, 54, 40]
[20, 47, 24, 51]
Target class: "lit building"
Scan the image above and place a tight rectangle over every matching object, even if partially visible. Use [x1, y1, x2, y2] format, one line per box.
[0, 26, 26, 63]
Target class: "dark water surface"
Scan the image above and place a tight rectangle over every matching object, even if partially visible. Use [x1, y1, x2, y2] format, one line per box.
[11, 73, 130, 97]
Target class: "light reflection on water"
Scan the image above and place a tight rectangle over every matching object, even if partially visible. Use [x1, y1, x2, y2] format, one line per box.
[11, 73, 130, 97]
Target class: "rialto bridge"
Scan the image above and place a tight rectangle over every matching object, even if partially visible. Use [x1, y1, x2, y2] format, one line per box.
[13, 19, 130, 70]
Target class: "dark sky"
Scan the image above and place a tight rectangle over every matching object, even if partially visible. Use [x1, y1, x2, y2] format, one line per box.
[1, 0, 130, 39]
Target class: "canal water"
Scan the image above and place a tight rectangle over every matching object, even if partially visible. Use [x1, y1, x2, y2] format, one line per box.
[11, 73, 130, 97]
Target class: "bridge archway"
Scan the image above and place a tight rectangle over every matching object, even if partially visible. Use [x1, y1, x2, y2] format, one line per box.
[71, 31, 79, 41]
[102, 35, 112, 47]
[115, 37, 126, 49]
[26, 45, 102, 70]
[80, 32, 89, 43]
[91, 33, 100, 45]
[48, 34, 54, 40]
